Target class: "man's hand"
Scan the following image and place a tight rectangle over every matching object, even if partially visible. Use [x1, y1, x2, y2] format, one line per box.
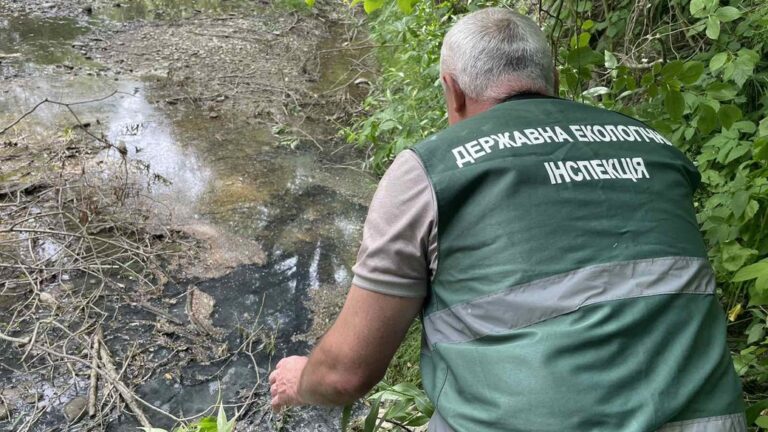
[269, 356, 308, 412]
[271, 286, 423, 407]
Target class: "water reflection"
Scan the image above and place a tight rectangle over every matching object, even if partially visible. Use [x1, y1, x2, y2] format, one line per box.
[98, 0, 256, 22]
[0, 75, 115, 136]
[103, 86, 210, 204]
[0, 13, 90, 75]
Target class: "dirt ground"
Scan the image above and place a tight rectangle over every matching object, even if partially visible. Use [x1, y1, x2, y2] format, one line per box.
[0, 1, 375, 430]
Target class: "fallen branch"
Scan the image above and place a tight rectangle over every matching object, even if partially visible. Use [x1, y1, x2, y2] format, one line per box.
[0, 90, 123, 136]
[88, 333, 99, 418]
[0, 330, 30, 345]
[98, 334, 153, 429]
[0, 327, 167, 428]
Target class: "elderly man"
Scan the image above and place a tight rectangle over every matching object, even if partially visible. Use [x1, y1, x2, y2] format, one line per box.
[270, 7, 746, 431]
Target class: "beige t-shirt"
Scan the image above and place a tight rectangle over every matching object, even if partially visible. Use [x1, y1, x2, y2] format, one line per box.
[351, 150, 437, 298]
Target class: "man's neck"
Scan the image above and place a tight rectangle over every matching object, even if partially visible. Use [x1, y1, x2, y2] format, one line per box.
[498, 91, 553, 103]
[454, 90, 551, 124]
[463, 98, 498, 118]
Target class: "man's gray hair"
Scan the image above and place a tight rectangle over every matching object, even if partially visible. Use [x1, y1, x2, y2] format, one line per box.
[440, 8, 555, 102]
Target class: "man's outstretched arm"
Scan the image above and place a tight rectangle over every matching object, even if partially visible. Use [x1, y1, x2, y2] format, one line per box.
[270, 285, 423, 409]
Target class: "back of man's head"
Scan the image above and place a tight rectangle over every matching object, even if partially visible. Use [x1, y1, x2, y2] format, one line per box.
[440, 8, 555, 102]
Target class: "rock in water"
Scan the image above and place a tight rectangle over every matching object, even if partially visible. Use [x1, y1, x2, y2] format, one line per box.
[63, 396, 88, 424]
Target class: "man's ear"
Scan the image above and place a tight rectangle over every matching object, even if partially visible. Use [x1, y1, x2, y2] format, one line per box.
[442, 74, 466, 124]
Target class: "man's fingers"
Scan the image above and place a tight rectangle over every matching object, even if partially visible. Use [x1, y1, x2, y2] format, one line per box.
[271, 395, 283, 413]
[270, 357, 288, 385]
[268, 355, 305, 412]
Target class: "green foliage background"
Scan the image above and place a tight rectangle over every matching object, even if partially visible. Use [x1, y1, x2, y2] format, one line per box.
[346, 0, 768, 429]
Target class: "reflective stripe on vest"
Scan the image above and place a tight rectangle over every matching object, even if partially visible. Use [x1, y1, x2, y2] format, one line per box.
[423, 256, 714, 346]
[656, 413, 747, 432]
[427, 412, 747, 432]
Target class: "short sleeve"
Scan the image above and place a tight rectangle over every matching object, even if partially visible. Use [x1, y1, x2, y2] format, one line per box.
[352, 150, 437, 298]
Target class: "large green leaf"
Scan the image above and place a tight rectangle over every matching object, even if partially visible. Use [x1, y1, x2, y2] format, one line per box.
[566, 46, 602, 67]
[709, 52, 729, 73]
[757, 417, 768, 428]
[718, 105, 743, 129]
[730, 190, 750, 218]
[748, 279, 768, 305]
[690, 0, 714, 17]
[733, 261, 768, 282]
[661, 60, 684, 80]
[413, 392, 434, 417]
[728, 49, 759, 87]
[664, 89, 685, 120]
[194, 417, 217, 432]
[389, 382, 424, 398]
[396, 0, 414, 13]
[747, 321, 765, 344]
[679, 62, 705, 85]
[341, 405, 353, 432]
[364, 396, 382, 432]
[755, 137, 768, 161]
[706, 16, 721, 40]
[575, 32, 591, 48]
[363, 0, 385, 14]
[706, 82, 738, 100]
[724, 141, 750, 164]
[733, 120, 756, 133]
[715, 6, 742, 22]
[216, 405, 235, 432]
[721, 242, 757, 272]
[747, 399, 768, 424]
[697, 104, 718, 134]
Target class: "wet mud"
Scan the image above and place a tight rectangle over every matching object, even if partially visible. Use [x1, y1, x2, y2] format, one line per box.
[0, 0, 376, 430]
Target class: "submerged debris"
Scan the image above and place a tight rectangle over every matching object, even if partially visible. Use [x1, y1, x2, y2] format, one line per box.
[62, 396, 87, 424]
[186, 286, 226, 340]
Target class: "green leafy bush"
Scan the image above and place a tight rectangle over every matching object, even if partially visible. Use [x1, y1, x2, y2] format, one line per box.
[362, 382, 433, 432]
[549, 1, 768, 419]
[138, 404, 235, 432]
[348, 0, 768, 428]
[344, 1, 465, 173]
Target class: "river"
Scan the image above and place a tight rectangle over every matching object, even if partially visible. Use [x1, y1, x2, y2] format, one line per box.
[0, 1, 375, 430]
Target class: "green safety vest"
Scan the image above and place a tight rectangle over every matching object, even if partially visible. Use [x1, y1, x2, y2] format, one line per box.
[410, 95, 745, 432]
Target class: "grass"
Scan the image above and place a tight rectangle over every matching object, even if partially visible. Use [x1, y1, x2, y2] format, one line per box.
[382, 320, 422, 387]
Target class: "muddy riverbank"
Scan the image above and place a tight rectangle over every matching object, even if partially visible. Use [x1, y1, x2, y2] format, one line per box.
[0, 1, 376, 430]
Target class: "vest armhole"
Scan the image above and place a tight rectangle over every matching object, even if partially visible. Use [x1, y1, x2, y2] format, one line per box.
[408, 149, 442, 312]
